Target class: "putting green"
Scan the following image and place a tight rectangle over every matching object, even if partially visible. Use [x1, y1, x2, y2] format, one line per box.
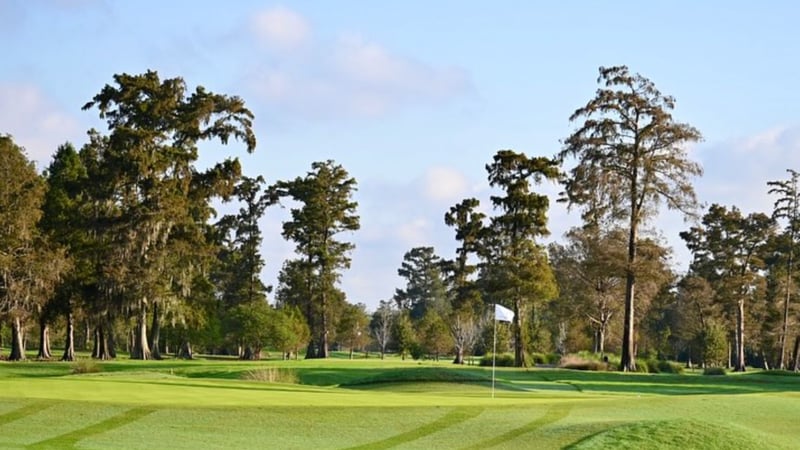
[0, 358, 798, 449]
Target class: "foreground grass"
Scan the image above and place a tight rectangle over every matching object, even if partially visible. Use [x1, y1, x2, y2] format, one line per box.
[0, 356, 799, 449]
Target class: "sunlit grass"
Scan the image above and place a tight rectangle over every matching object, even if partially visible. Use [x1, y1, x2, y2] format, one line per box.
[0, 355, 799, 448]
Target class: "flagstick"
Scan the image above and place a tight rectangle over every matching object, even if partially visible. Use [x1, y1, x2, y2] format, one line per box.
[492, 304, 497, 399]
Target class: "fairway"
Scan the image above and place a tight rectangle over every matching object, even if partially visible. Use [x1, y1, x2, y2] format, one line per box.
[1, 357, 799, 449]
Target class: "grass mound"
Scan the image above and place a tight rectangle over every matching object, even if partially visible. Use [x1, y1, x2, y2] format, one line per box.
[567, 419, 774, 449]
[340, 366, 489, 388]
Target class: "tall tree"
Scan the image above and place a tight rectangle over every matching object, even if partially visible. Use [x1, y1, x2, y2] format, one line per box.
[559, 65, 703, 371]
[394, 246, 449, 321]
[82, 70, 255, 360]
[215, 175, 273, 359]
[40, 143, 89, 361]
[681, 204, 775, 371]
[274, 160, 360, 358]
[767, 169, 800, 369]
[443, 198, 486, 364]
[0, 136, 67, 361]
[483, 150, 560, 367]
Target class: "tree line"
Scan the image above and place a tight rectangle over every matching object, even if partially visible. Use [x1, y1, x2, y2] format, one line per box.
[1, 66, 797, 372]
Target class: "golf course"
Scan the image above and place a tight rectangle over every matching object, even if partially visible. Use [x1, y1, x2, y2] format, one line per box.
[1, 354, 799, 449]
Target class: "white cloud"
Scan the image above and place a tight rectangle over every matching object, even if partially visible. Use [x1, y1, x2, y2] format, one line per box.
[697, 124, 800, 215]
[247, 9, 471, 120]
[0, 83, 82, 165]
[251, 6, 311, 52]
[422, 166, 470, 204]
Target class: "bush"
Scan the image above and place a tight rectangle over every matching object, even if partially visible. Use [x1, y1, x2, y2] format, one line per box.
[640, 359, 685, 374]
[657, 360, 684, 374]
[531, 352, 560, 365]
[479, 353, 515, 367]
[71, 359, 101, 374]
[409, 343, 425, 361]
[703, 367, 727, 376]
[558, 354, 609, 371]
[241, 368, 299, 384]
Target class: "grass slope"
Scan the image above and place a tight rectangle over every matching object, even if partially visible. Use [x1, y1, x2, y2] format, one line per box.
[0, 356, 799, 449]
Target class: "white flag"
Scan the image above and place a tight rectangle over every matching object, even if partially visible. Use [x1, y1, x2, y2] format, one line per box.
[494, 304, 514, 322]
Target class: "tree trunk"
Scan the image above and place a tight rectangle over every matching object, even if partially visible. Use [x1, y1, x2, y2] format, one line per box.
[735, 299, 746, 372]
[149, 301, 162, 360]
[92, 326, 100, 358]
[512, 298, 527, 367]
[779, 252, 793, 369]
[107, 322, 117, 358]
[598, 326, 606, 357]
[82, 320, 90, 350]
[178, 341, 193, 360]
[9, 317, 26, 361]
[319, 299, 329, 359]
[621, 216, 638, 372]
[61, 310, 76, 362]
[36, 315, 52, 359]
[620, 186, 639, 372]
[453, 347, 464, 364]
[93, 325, 113, 360]
[132, 305, 151, 360]
[791, 335, 800, 371]
[241, 346, 260, 360]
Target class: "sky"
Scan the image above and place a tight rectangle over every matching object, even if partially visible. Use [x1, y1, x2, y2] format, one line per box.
[3, 1, 800, 310]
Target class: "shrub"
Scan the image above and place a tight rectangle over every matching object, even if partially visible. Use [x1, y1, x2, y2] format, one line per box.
[531, 352, 560, 365]
[71, 359, 101, 374]
[558, 354, 609, 371]
[657, 360, 684, 374]
[242, 368, 299, 384]
[479, 353, 515, 367]
[409, 343, 425, 361]
[703, 367, 727, 376]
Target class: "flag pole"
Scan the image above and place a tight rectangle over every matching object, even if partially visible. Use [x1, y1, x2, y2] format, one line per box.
[492, 303, 497, 399]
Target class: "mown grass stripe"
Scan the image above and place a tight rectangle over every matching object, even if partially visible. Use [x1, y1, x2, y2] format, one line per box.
[27, 406, 156, 449]
[346, 407, 484, 450]
[461, 404, 572, 450]
[0, 402, 51, 427]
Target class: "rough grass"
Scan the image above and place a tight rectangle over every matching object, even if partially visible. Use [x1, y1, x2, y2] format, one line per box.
[0, 356, 799, 449]
[240, 367, 298, 384]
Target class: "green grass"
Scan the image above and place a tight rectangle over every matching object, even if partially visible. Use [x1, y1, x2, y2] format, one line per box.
[0, 356, 799, 448]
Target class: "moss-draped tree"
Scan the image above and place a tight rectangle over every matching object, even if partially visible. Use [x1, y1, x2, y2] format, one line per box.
[559, 65, 703, 371]
[82, 70, 255, 360]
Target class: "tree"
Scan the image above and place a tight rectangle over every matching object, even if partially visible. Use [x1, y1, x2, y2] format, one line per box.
[443, 198, 486, 364]
[418, 310, 453, 361]
[229, 300, 272, 360]
[82, 70, 255, 360]
[370, 300, 394, 359]
[482, 150, 560, 367]
[559, 65, 703, 371]
[269, 306, 310, 360]
[336, 303, 370, 359]
[767, 169, 800, 368]
[214, 175, 274, 358]
[681, 204, 775, 371]
[394, 247, 449, 321]
[274, 160, 360, 358]
[40, 143, 89, 361]
[392, 311, 416, 360]
[550, 227, 627, 356]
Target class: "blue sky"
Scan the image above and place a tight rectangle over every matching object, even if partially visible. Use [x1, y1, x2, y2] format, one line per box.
[3, 1, 800, 310]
